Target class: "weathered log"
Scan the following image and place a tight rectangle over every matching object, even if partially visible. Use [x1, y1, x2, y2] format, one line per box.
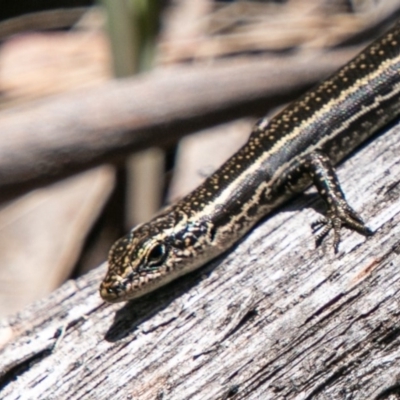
[0, 48, 358, 199]
[0, 113, 400, 399]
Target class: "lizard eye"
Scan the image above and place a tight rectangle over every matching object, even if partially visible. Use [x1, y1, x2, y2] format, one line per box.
[146, 243, 167, 267]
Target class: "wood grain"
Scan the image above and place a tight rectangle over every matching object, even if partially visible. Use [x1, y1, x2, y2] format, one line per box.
[0, 111, 399, 399]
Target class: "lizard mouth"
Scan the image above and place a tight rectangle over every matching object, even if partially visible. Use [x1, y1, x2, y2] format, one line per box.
[99, 280, 126, 303]
[99, 269, 164, 303]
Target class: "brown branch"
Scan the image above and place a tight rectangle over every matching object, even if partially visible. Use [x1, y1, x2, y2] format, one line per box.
[0, 48, 358, 199]
[0, 114, 399, 399]
[0, 8, 89, 40]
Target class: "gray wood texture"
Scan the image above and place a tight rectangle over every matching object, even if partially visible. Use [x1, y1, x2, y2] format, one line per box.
[0, 117, 399, 399]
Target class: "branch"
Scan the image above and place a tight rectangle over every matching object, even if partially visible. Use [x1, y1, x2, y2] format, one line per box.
[0, 48, 358, 198]
[0, 118, 399, 398]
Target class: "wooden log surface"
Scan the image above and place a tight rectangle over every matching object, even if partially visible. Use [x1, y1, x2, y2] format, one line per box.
[0, 47, 359, 199]
[0, 113, 400, 399]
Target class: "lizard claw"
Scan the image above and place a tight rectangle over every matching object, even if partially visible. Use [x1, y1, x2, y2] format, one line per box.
[312, 201, 373, 253]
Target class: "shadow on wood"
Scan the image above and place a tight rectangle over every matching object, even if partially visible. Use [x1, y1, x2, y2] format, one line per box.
[0, 119, 399, 399]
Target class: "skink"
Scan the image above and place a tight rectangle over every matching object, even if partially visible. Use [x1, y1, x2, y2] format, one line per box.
[100, 22, 400, 303]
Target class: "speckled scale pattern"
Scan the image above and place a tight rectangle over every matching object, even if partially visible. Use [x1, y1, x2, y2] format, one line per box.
[178, 23, 400, 217]
[100, 22, 400, 302]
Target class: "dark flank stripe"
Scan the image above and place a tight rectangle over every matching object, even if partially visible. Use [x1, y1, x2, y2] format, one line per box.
[101, 22, 400, 302]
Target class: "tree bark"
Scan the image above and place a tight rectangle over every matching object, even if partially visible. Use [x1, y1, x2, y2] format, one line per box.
[0, 48, 358, 199]
[0, 115, 400, 399]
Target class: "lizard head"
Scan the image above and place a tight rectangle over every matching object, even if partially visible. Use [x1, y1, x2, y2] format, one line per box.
[100, 209, 214, 303]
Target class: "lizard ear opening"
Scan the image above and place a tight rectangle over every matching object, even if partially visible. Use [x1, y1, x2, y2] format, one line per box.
[209, 226, 216, 242]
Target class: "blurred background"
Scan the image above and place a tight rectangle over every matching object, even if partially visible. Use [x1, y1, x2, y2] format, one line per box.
[0, 0, 398, 318]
